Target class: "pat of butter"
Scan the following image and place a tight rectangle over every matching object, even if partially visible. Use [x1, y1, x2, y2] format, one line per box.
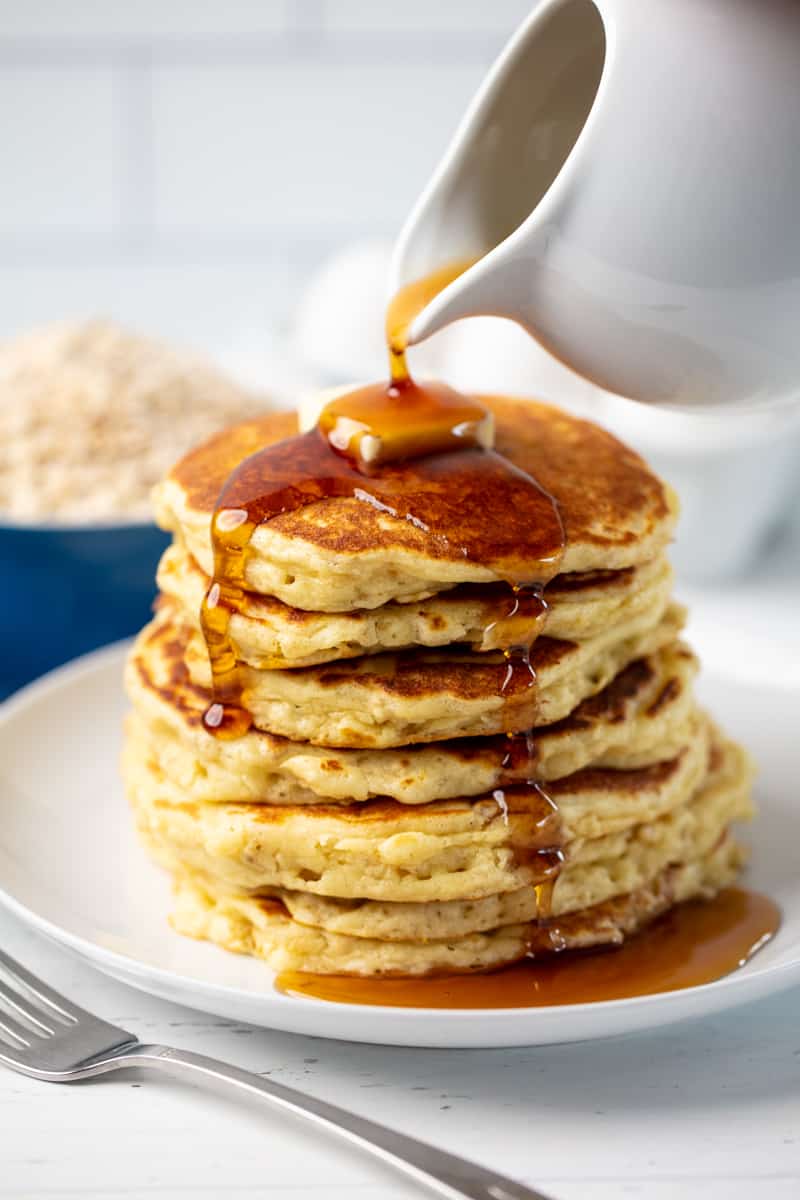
[297, 384, 496, 460]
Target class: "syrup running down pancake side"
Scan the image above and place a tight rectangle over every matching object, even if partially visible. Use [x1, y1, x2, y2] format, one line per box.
[200, 259, 567, 938]
[197, 262, 774, 998]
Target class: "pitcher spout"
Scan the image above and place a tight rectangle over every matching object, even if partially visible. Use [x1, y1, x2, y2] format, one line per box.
[392, 0, 607, 343]
[393, 0, 800, 408]
[405, 237, 550, 347]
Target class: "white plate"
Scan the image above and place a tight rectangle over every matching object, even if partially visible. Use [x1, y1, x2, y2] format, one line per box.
[0, 643, 798, 1048]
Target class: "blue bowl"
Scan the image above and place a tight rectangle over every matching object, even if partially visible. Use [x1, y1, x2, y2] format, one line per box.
[0, 520, 170, 697]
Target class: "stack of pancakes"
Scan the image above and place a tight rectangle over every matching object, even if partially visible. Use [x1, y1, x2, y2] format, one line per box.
[123, 397, 753, 976]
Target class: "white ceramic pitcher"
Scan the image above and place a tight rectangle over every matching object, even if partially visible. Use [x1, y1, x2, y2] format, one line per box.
[391, 0, 800, 409]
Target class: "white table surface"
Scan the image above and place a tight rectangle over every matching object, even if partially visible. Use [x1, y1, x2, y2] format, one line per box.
[2, 909, 798, 1200]
[3, 525, 799, 1200]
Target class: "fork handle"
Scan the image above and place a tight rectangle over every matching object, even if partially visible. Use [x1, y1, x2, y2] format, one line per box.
[106, 1042, 552, 1200]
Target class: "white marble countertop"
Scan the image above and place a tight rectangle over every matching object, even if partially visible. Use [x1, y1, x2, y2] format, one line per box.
[2, 906, 799, 1200]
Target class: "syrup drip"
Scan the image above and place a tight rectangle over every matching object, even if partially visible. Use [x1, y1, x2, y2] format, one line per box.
[200, 264, 567, 972]
[200, 259, 564, 739]
[197, 261, 775, 1001]
[200, 432, 564, 736]
[488, 584, 566, 935]
[276, 888, 781, 1008]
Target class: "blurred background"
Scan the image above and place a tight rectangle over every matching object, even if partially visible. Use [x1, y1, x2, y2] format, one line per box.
[0, 0, 798, 693]
[0, 1, 524, 350]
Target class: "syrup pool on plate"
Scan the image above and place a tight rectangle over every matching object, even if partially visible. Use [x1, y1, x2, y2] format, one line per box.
[277, 888, 781, 1009]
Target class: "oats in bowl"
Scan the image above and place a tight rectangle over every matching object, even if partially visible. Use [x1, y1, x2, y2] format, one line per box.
[0, 320, 269, 523]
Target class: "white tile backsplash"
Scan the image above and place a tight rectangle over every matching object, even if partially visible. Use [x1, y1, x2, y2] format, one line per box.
[0, 2, 525, 331]
[322, 0, 534, 34]
[0, 1, 290, 38]
[151, 60, 484, 237]
[0, 257, 292, 356]
[0, 65, 117, 234]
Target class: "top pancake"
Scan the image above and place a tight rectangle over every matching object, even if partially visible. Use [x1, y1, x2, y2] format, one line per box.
[154, 396, 678, 612]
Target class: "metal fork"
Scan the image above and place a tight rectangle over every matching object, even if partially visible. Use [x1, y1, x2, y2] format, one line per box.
[0, 947, 553, 1200]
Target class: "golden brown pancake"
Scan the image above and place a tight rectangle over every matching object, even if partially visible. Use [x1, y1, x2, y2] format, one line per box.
[125, 720, 752, 908]
[123, 388, 755, 982]
[132, 730, 752, 975]
[153, 397, 679, 611]
[158, 539, 674, 668]
[169, 837, 745, 977]
[125, 614, 700, 804]
[175, 598, 683, 746]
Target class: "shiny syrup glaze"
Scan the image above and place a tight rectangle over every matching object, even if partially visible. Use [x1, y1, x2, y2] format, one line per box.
[199, 433, 564, 738]
[277, 889, 781, 1008]
[198, 263, 773, 992]
[318, 261, 492, 468]
[200, 260, 565, 774]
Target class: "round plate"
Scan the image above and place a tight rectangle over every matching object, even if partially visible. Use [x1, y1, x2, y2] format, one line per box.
[0, 643, 798, 1048]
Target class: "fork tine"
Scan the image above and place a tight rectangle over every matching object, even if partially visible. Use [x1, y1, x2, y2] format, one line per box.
[0, 948, 83, 1024]
[0, 978, 56, 1036]
[0, 1011, 33, 1049]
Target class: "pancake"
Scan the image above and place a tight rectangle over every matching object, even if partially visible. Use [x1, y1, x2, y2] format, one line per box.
[127, 719, 751, 908]
[169, 837, 745, 976]
[157, 539, 674, 669]
[177, 599, 683, 747]
[124, 387, 756, 983]
[125, 617, 700, 804]
[153, 397, 679, 611]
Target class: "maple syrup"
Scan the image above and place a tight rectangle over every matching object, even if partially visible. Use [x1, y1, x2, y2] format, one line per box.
[197, 261, 776, 1003]
[385, 258, 475, 385]
[319, 259, 488, 469]
[317, 378, 493, 469]
[277, 888, 781, 1008]
[200, 432, 564, 736]
[201, 260, 564, 746]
